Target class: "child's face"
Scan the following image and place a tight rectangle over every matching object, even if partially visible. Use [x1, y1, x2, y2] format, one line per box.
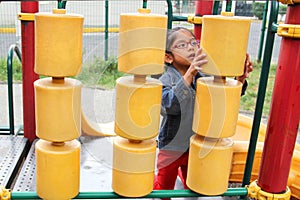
[169, 29, 199, 67]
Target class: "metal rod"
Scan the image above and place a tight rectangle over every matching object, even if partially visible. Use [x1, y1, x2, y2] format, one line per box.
[11, 188, 248, 199]
[20, 1, 39, 142]
[172, 15, 187, 21]
[105, 0, 109, 60]
[166, 0, 173, 29]
[257, 1, 269, 63]
[242, 0, 279, 188]
[212, 1, 220, 15]
[7, 45, 15, 135]
[225, 0, 232, 12]
[57, 0, 67, 9]
[142, 0, 147, 9]
[257, 3, 300, 193]
[194, 0, 213, 40]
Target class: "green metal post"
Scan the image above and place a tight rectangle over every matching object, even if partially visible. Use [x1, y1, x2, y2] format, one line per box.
[172, 15, 188, 21]
[11, 188, 248, 199]
[257, 1, 269, 63]
[166, 0, 173, 29]
[4, 44, 22, 135]
[104, 0, 109, 60]
[58, 0, 67, 9]
[143, 0, 147, 9]
[242, 0, 279, 188]
[213, 1, 220, 15]
[7, 45, 15, 135]
[225, 0, 232, 12]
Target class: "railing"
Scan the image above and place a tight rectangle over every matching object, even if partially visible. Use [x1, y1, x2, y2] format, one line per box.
[11, 188, 248, 199]
[0, 44, 23, 135]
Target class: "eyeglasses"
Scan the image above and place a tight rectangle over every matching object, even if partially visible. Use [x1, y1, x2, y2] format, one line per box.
[172, 39, 199, 49]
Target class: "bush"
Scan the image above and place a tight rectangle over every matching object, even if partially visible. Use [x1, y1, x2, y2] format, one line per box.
[279, 4, 287, 15]
[252, 2, 287, 20]
[252, 2, 265, 20]
[77, 56, 123, 89]
[0, 58, 22, 82]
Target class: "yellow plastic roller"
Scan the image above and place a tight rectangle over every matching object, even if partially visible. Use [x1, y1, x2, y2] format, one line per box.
[112, 136, 156, 197]
[200, 12, 250, 76]
[34, 77, 81, 142]
[118, 8, 167, 75]
[36, 139, 80, 200]
[187, 134, 233, 195]
[114, 76, 162, 140]
[35, 9, 84, 77]
[193, 77, 242, 138]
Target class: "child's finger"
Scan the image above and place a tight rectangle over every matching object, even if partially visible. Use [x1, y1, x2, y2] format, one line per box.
[194, 53, 207, 62]
[194, 59, 208, 68]
[195, 47, 203, 57]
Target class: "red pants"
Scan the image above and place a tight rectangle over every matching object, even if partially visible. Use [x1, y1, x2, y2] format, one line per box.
[154, 150, 189, 190]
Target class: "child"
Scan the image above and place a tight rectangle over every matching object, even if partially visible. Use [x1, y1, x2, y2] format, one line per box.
[154, 27, 252, 192]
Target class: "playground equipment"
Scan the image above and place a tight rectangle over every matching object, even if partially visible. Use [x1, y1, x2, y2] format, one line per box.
[112, 7, 167, 197]
[1, 0, 300, 199]
[34, 8, 83, 200]
[187, 11, 250, 195]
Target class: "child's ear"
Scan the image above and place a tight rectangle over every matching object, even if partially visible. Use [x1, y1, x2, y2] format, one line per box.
[165, 53, 173, 65]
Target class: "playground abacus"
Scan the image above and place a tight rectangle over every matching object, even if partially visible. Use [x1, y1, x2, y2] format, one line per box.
[0, 1, 300, 200]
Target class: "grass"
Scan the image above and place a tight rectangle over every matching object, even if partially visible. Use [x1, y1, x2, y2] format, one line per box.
[77, 56, 124, 89]
[0, 58, 22, 82]
[239, 61, 277, 118]
[0, 56, 277, 118]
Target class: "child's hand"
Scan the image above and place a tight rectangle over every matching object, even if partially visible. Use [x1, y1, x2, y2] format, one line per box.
[183, 48, 208, 85]
[236, 53, 253, 84]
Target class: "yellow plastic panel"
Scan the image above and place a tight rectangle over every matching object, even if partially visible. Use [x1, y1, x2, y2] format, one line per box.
[230, 141, 263, 183]
[114, 76, 162, 140]
[277, 24, 300, 38]
[112, 137, 156, 197]
[193, 77, 242, 138]
[200, 14, 250, 76]
[231, 114, 266, 142]
[36, 139, 80, 200]
[289, 149, 300, 199]
[118, 8, 167, 75]
[35, 9, 84, 77]
[187, 135, 233, 195]
[35, 77, 81, 142]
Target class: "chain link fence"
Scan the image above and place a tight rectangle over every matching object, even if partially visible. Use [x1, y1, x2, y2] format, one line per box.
[0, 1, 281, 64]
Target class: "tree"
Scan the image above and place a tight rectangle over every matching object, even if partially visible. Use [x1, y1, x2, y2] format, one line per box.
[252, 2, 265, 20]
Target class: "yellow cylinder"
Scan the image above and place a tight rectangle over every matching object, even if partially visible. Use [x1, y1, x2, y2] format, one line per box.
[112, 136, 156, 197]
[192, 77, 242, 138]
[187, 134, 233, 195]
[36, 139, 80, 200]
[35, 77, 81, 142]
[35, 9, 84, 77]
[118, 8, 167, 75]
[200, 13, 250, 76]
[114, 76, 162, 140]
